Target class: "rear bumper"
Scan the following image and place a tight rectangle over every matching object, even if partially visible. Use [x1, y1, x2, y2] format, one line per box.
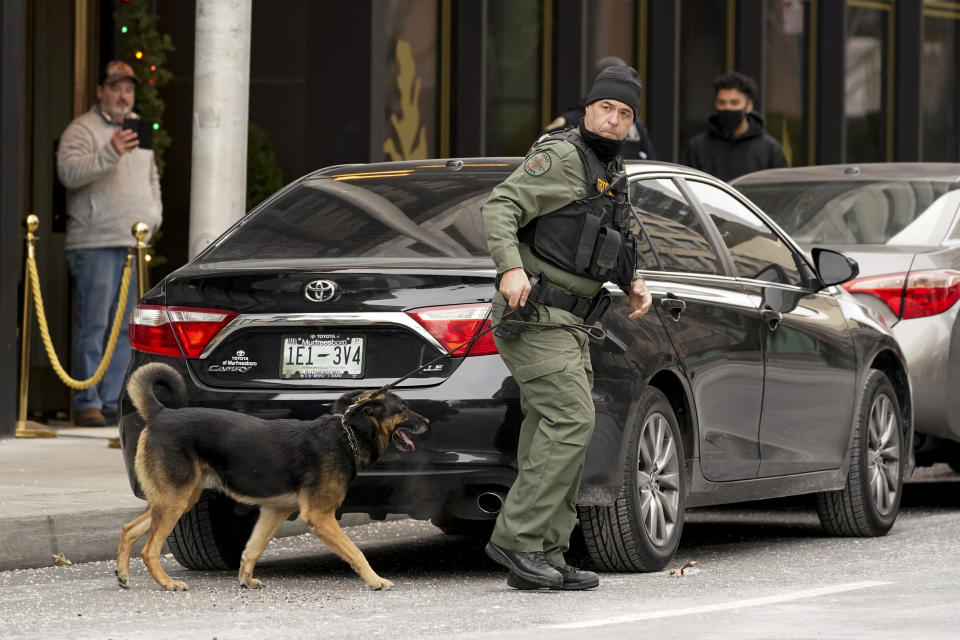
[892, 307, 959, 441]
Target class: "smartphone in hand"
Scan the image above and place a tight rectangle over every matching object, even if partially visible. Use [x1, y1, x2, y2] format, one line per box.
[121, 116, 155, 150]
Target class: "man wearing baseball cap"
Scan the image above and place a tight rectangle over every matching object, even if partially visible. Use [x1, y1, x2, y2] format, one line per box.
[57, 60, 162, 426]
[481, 65, 652, 590]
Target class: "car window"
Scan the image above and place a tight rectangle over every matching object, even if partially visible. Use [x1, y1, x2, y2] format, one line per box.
[199, 169, 509, 261]
[737, 180, 960, 245]
[686, 180, 805, 287]
[891, 190, 960, 245]
[629, 178, 724, 275]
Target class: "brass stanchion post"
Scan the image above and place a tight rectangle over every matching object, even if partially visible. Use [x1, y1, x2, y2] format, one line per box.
[16, 215, 56, 438]
[132, 221, 149, 300]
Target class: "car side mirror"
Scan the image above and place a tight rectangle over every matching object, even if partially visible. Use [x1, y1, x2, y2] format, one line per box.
[812, 248, 859, 288]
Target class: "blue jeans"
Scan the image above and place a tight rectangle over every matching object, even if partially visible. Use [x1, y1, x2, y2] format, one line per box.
[66, 248, 139, 412]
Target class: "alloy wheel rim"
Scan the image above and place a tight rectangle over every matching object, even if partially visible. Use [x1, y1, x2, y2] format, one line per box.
[636, 412, 681, 547]
[867, 393, 900, 517]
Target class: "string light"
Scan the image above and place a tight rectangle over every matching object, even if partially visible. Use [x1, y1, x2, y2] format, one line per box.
[120, 26, 128, 34]
[135, 50, 143, 59]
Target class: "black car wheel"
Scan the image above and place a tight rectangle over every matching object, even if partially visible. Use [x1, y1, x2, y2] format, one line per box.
[578, 387, 686, 572]
[167, 491, 259, 570]
[816, 370, 904, 537]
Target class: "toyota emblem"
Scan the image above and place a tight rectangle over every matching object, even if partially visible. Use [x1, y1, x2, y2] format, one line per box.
[303, 279, 339, 303]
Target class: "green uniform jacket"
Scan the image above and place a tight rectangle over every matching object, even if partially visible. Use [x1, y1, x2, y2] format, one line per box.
[482, 138, 640, 298]
[481, 138, 604, 298]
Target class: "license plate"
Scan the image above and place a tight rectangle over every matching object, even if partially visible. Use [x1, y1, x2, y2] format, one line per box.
[280, 335, 364, 379]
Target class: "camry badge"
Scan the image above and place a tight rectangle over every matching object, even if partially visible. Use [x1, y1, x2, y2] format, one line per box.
[303, 279, 339, 303]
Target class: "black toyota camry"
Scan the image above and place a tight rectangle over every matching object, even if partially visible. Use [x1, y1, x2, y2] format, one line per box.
[119, 159, 913, 574]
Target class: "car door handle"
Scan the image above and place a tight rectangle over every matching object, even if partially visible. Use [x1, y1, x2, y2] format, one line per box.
[761, 306, 782, 331]
[660, 294, 686, 321]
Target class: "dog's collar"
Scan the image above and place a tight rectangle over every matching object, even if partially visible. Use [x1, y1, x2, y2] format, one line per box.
[340, 417, 361, 464]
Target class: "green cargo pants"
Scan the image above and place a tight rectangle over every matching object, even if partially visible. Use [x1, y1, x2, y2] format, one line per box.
[489, 290, 595, 565]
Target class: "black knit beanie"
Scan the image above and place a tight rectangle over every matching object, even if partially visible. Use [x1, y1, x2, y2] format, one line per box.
[584, 65, 643, 118]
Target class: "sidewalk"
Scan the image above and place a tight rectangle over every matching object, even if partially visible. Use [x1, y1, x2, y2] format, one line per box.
[0, 423, 374, 572]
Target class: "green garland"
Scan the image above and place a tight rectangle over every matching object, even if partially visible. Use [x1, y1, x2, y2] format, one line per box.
[247, 122, 285, 211]
[112, 0, 175, 175]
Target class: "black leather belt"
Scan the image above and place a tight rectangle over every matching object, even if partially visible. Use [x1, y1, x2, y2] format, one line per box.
[529, 284, 596, 317]
[494, 271, 602, 319]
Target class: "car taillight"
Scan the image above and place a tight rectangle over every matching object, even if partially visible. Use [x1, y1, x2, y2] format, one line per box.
[407, 303, 499, 356]
[842, 269, 960, 319]
[129, 305, 238, 358]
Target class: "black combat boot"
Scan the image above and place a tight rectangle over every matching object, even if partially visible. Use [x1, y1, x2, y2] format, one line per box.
[507, 562, 600, 591]
[485, 542, 564, 589]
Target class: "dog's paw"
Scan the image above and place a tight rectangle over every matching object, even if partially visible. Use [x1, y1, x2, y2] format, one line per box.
[370, 578, 394, 591]
[114, 569, 130, 590]
[162, 580, 188, 592]
[240, 579, 264, 589]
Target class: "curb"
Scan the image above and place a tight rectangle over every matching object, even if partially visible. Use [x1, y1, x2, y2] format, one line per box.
[0, 509, 384, 572]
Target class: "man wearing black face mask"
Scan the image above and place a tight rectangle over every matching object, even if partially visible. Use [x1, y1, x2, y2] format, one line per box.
[683, 71, 787, 182]
[481, 65, 652, 591]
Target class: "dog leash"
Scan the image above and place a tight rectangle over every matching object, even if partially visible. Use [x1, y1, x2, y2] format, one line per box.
[358, 305, 606, 401]
[339, 305, 606, 460]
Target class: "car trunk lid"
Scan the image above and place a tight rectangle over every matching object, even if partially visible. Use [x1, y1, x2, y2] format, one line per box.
[159, 261, 497, 389]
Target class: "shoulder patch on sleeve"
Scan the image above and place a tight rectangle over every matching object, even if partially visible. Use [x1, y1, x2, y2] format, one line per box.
[523, 151, 552, 177]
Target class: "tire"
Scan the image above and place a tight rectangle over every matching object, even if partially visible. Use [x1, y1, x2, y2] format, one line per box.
[578, 387, 686, 572]
[949, 458, 960, 476]
[816, 370, 904, 537]
[167, 491, 259, 570]
[945, 443, 960, 476]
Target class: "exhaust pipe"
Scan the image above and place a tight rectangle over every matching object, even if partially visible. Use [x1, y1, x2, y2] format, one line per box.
[477, 491, 505, 515]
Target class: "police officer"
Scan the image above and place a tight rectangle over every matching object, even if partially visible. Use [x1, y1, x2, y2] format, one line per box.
[482, 65, 653, 591]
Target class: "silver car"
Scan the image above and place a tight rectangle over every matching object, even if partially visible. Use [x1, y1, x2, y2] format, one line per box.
[733, 164, 960, 471]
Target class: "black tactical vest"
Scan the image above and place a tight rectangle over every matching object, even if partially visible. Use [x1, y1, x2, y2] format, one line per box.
[518, 128, 638, 288]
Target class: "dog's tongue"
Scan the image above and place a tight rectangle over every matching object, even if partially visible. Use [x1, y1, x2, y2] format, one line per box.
[398, 430, 415, 451]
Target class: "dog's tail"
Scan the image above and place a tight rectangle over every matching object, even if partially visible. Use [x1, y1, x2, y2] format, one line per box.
[126, 363, 188, 422]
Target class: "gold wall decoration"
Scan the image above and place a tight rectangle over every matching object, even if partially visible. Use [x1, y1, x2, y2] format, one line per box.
[384, 39, 428, 161]
[781, 118, 793, 167]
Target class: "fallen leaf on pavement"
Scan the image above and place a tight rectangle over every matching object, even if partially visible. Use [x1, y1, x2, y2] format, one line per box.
[52, 553, 73, 566]
[669, 560, 696, 577]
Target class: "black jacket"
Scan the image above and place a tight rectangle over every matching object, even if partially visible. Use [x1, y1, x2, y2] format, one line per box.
[683, 111, 787, 182]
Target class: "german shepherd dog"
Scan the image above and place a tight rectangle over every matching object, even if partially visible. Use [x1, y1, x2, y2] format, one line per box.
[115, 362, 428, 592]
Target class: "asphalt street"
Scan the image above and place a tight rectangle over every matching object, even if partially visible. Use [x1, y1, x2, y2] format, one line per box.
[1, 465, 958, 640]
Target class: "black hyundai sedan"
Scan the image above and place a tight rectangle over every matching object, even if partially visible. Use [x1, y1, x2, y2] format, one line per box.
[119, 159, 913, 574]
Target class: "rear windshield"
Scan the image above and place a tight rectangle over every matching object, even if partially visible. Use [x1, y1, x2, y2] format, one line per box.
[200, 167, 512, 261]
[738, 180, 960, 245]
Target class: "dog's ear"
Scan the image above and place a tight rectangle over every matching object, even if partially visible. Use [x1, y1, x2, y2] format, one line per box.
[332, 390, 366, 415]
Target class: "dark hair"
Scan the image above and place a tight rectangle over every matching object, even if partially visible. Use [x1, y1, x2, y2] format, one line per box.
[712, 71, 758, 102]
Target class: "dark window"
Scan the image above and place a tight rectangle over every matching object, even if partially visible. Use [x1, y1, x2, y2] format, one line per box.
[737, 180, 960, 245]
[764, 0, 811, 167]
[922, 11, 960, 162]
[200, 169, 509, 262]
[844, 4, 892, 162]
[485, 2, 543, 156]
[630, 178, 723, 275]
[687, 180, 803, 286]
[679, 0, 727, 158]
